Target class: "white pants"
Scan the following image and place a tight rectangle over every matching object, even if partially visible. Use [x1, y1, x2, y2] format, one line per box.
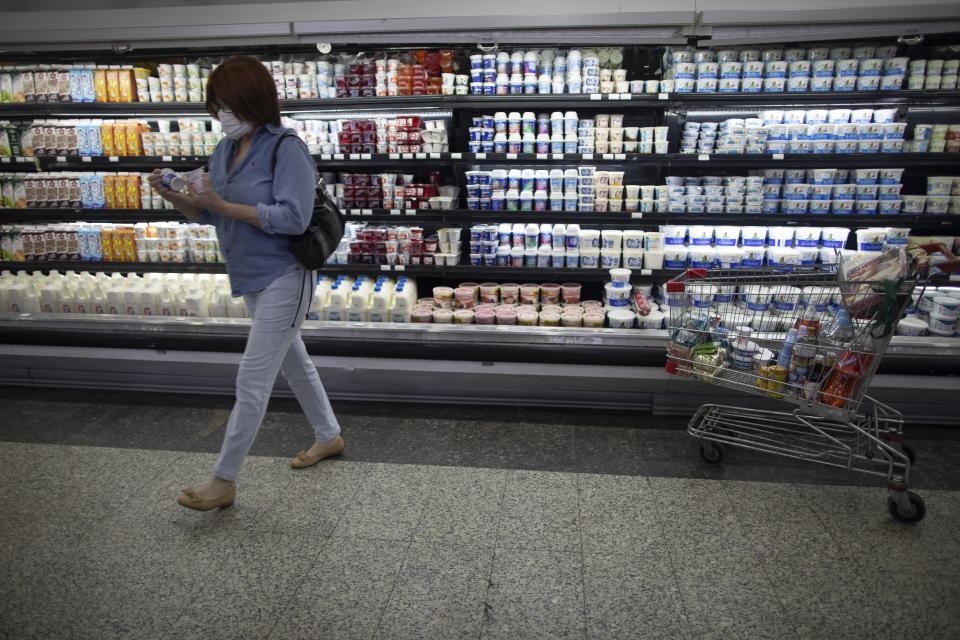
[214, 265, 341, 481]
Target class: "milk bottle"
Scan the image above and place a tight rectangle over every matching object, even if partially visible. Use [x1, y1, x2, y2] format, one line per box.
[184, 287, 209, 317]
[140, 284, 163, 316]
[325, 280, 350, 321]
[308, 276, 333, 320]
[157, 286, 176, 316]
[347, 278, 373, 322]
[207, 289, 227, 318]
[391, 281, 416, 323]
[90, 284, 108, 314]
[226, 296, 246, 318]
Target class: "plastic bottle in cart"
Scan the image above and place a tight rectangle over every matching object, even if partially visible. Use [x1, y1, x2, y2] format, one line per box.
[788, 324, 817, 389]
[794, 302, 822, 338]
[819, 307, 854, 368]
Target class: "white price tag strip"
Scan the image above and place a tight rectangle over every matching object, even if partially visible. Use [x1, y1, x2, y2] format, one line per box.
[56, 156, 67, 163]
[506, 153, 518, 160]
[475, 153, 486, 159]
[536, 153, 548, 160]
[389, 153, 400, 160]
[349, 153, 360, 160]
[615, 153, 626, 160]
[321, 154, 332, 160]
[81, 157, 92, 163]
[334, 154, 345, 160]
[609, 94, 621, 101]
[620, 93, 633, 100]
[698, 153, 710, 161]
[0, 158, 9, 163]
[390, 209, 401, 215]
[362, 209, 373, 215]
[641, 269, 653, 276]
[658, 93, 669, 100]
[380, 265, 391, 271]
[109, 156, 119, 162]
[632, 212, 643, 219]
[162, 155, 173, 162]
[603, 154, 613, 160]
[350, 209, 362, 215]
[429, 153, 440, 159]
[552, 153, 564, 160]
[16, 157, 26, 163]
[416, 153, 426, 159]
[360, 153, 372, 160]
[402, 153, 413, 159]
[590, 94, 603, 101]
[394, 265, 406, 272]
[582, 153, 594, 160]
[406, 210, 417, 216]
[450, 152, 462, 159]
[773, 153, 785, 160]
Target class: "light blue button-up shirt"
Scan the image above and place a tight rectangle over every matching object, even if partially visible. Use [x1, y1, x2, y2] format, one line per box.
[201, 122, 316, 297]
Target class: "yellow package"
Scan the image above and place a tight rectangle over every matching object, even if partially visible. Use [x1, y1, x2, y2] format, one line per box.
[94, 68, 108, 102]
[125, 174, 141, 209]
[112, 123, 128, 156]
[100, 123, 114, 156]
[118, 68, 134, 102]
[125, 122, 142, 156]
[106, 69, 120, 102]
[103, 175, 116, 209]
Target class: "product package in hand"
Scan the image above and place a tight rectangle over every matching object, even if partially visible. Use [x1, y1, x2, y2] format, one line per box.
[160, 167, 206, 194]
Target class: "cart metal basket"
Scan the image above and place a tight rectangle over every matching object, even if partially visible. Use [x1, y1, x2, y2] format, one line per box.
[665, 260, 927, 523]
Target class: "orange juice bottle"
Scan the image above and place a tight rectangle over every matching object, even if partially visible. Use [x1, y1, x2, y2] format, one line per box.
[125, 121, 142, 156]
[103, 174, 116, 208]
[100, 121, 115, 156]
[93, 67, 108, 102]
[125, 174, 141, 209]
[106, 68, 121, 102]
[112, 123, 128, 156]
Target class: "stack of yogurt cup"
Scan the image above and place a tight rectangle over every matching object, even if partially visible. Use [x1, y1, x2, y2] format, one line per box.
[904, 176, 960, 214]
[665, 44, 913, 93]
[912, 123, 960, 153]
[907, 58, 960, 91]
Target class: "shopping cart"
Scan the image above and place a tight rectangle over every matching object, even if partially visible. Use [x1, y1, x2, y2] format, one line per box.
[664, 250, 951, 524]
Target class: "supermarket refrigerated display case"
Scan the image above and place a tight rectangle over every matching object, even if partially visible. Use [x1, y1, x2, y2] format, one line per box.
[2, 35, 960, 422]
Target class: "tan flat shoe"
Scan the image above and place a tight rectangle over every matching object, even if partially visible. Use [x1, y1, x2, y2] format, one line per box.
[290, 435, 345, 469]
[176, 485, 236, 511]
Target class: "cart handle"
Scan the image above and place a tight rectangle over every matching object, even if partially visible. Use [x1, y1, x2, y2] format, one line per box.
[665, 268, 708, 293]
[917, 243, 960, 275]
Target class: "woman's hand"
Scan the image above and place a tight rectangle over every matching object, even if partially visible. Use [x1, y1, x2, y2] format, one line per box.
[186, 173, 228, 214]
[148, 169, 203, 219]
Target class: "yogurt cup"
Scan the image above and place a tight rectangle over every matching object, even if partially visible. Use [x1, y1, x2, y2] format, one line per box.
[897, 317, 928, 336]
[932, 296, 960, 319]
[928, 315, 958, 336]
[607, 309, 636, 329]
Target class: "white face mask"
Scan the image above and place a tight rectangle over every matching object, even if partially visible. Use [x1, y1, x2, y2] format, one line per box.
[218, 108, 254, 140]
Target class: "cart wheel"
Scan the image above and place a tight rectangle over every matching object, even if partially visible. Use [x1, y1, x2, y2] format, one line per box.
[901, 444, 917, 466]
[699, 443, 724, 465]
[887, 491, 926, 524]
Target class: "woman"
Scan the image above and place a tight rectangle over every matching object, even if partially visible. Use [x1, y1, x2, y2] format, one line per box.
[149, 55, 344, 512]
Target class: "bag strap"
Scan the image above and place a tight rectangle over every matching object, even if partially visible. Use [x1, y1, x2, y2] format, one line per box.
[270, 130, 307, 173]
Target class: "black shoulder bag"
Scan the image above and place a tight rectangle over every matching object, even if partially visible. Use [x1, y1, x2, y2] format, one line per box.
[271, 131, 345, 270]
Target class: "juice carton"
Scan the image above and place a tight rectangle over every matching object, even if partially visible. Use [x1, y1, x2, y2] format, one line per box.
[68, 175, 82, 208]
[125, 174, 141, 209]
[1, 177, 13, 208]
[125, 121, 142, 156]
[122, 228, 137, 261]
[40, 177, 56, 208]
[46, 69, 59, 102]
[0, 128, 9, 157]
[101, 227, 115, 261]
[33, 68, 48, 103]
[89, 173, 105, 208]
[79, 174, 93, 208]
[89, 121, 103, 156]
[7, 124, 24, 156]
[112, 228, 127, 262]
[54, 123, 70, 156]
[11, 227, 24, 261]
[113, 173, 128, 208]
[103, 174, 116, 209]
[65, 227, 80, 259]
[69, 68, 84, 102]
[93, 67, 108, 102]
[76, 124, 89, 156]
[15, 70, 35, 103]
[112, 122, 128, 156]
[57, 70, 71, 102]
[81, 67, 96, 102]
[118, 67, 135, 102]
[100, 121, 115, 156]
[55, 176, 70, 208]
[17, 176, 30, 208]
[106, 68, 121, 102]
[42, 123, 57, 155]
[0, 73, 12, 103]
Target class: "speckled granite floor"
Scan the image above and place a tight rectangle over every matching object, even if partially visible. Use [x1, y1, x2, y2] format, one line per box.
[2, 387, 960, 639]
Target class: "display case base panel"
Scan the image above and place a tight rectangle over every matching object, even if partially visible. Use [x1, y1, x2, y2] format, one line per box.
[1, 344, 956, 425]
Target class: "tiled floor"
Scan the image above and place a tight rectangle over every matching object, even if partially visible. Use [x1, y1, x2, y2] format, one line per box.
[2, 387, 960, 639]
